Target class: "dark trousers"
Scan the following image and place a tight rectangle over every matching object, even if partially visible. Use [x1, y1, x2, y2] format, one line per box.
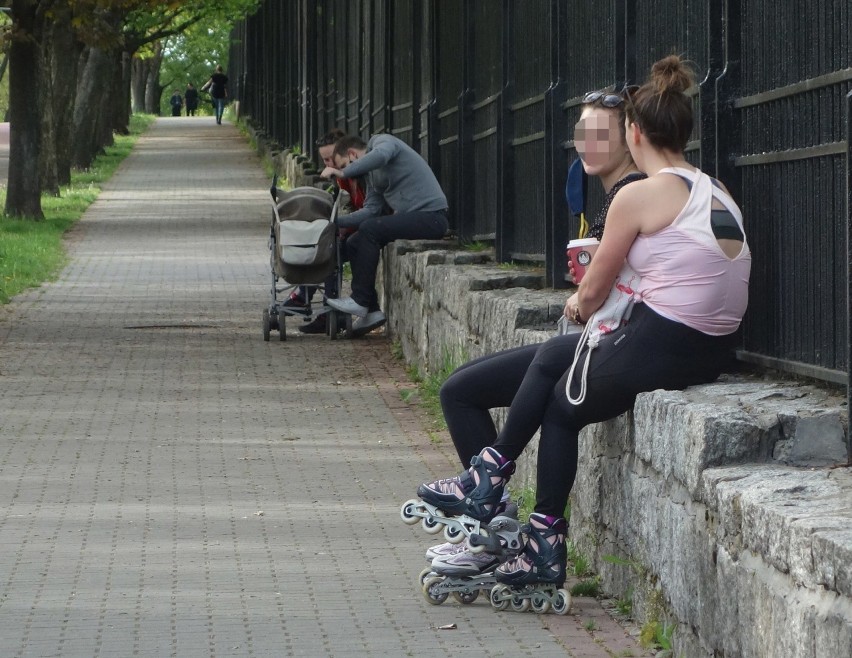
[439, 303, 735, 517]
[347, 210, 448, 310]
[297, 234, 352, 302]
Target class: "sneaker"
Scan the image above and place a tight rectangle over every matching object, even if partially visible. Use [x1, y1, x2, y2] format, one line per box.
[282, 293, 310, 315]
[298, 315, 328, 334]
[326, 296, 368, 318]
[425, 540, 468, 562]
[432, 547, 501, 576]
[351, 310, 386, 337]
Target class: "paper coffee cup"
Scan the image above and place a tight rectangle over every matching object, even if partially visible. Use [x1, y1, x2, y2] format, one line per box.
[566, 238, 600, 284]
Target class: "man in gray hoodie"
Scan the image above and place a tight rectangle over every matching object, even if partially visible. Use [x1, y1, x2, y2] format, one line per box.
[321, 134, 448, 336]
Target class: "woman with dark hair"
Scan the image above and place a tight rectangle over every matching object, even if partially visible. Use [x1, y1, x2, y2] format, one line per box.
[202, 65, 228, 124]
[411, 55, 751, 611]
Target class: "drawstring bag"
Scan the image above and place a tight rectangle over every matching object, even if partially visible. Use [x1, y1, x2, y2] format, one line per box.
[565, 262, 642, 405]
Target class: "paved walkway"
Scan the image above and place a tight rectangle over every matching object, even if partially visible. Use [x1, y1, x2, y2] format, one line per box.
[0, 117, 647, 657]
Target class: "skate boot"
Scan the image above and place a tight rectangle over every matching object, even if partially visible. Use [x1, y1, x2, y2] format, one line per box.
[489, 513, 572, 615]
[468, 513, 524, 556]
[400, 447, 515, 543]
[421, 548, 503, 606]
[419, 499, 519, 586]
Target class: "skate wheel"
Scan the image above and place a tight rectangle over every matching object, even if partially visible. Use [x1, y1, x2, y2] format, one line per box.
[444, 524, 464, 544]
[467, 541, 486, 554]
[421, 516, 443, 534]
[531, 592, 551, 614]
[452, 589, 479, 605]
[489, 584, 510, 611]
[400, 500, 421, 525]
[422, 576, 449, 605]
[511, 594, 531, 613]
[552, 588, 572, 615]
[418, 567, 435, 587]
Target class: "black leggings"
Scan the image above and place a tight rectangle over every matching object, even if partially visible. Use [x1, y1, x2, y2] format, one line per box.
[439, 304, 735, 517]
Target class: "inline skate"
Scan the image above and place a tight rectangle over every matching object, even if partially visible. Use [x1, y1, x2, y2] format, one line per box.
[420, 512, 524, 606]
[401, 447, 515, 543]
[489, 513, 572, 615]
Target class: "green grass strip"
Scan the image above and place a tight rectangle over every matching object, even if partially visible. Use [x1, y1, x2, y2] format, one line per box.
[0, 113, 156, 304]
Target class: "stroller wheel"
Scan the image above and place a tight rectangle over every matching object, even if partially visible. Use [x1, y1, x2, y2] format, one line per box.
[329, 311, 339, 340]
[278, 314, 287, 341]
[262, 309, 271, 341]
[344, 313, 354, 339]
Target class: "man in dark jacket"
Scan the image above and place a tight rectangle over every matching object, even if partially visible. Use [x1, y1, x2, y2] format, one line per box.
[169, 90, 182, 117]
[184, 83, 199, 116]
[320, 134, 448, 335]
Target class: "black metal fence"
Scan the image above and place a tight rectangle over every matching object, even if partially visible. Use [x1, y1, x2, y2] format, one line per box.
[230, 1, 852, 398]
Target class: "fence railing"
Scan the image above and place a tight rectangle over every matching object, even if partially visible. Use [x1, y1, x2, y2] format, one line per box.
[230, 1, 851, 414]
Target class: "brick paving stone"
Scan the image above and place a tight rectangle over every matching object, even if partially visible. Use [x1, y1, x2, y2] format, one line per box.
[0, 116, 649, 658]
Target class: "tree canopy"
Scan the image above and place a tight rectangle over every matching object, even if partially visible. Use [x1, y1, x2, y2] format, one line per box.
[2, 0, 260, 218]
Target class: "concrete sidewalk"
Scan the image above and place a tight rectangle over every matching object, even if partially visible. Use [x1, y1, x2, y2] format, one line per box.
[0, 116, 647, 657]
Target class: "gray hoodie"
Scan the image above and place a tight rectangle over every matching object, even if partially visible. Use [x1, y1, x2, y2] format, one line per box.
[337, 135, 447, 228]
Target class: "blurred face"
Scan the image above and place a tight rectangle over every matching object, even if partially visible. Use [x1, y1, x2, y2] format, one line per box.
[574, 107, 626, 176]
[333, 148, 359, 170]
[318, 144, 335, 168]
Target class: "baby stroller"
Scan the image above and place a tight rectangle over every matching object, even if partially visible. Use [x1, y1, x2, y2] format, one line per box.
[262, 176, 352, 341]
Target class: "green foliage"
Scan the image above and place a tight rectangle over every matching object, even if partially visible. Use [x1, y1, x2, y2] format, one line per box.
[155, 1, 261, 114]
[615, 586, 634, 616]
[0, 114, 154, 304]
[584, 619, 598, 632]
[567, 539, 590, 576]
[571, 577, 601, 598]
[509, 485, 536, 522]
[460, 240, 490, 252]
[397, 348, 467, 432]
[640, 620, 675, 651]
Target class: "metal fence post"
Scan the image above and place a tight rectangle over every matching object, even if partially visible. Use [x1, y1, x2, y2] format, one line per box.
[846, 88, 852, 464]
[545, 0, 570, 288]
[496, 0, 515, 264]
[701, 0, 725, 177]
[457, 0, 476, 241]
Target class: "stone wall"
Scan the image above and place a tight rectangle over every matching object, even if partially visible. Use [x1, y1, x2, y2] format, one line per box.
[262, 144, 852, 657]
[379, 239, 852, 658]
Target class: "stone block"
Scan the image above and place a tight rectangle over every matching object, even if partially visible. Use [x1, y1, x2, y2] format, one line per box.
[378, 237, 852, 658]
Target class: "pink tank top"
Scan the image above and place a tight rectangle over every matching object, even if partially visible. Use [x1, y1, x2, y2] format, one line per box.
[627, 167, 751, 336]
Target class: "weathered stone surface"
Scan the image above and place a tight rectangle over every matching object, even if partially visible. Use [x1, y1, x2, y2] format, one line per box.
[379, 232, 852, 658]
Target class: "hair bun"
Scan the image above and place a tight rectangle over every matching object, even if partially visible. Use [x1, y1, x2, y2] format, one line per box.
[650, 55, 694, 94]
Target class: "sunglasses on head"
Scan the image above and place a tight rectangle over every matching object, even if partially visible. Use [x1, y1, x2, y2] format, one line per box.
[581, 90, 624, 108]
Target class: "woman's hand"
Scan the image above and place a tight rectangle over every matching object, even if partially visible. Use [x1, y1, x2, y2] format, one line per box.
[567, 254, 578, 284]
[563, 292, 584, 324]
[320, 166, 343, 179]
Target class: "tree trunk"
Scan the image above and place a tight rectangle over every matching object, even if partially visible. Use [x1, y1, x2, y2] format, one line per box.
[72, 46, 114, 169]
[39, 34, 59, 196]
[144, 41, 164, 115]
[112, 50, 132, 135]
[53, 26, 83, 186]
[131, 56, 147, 113]
[6, 0, 44, 219]
[39, 5, 77, 195]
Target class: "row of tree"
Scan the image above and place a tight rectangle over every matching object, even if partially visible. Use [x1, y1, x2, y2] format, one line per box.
[5, 0, 258, 220]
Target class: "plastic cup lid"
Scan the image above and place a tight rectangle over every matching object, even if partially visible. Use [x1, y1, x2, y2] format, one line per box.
[567, 238, 600, 248]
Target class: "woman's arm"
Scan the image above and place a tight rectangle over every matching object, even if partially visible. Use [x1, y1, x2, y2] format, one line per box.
[575, 182, 648, 321]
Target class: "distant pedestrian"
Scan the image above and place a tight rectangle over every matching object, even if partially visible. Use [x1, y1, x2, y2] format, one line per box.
[169, 89, 183, 117]
[201, 65, 229, 125]
[184, 83, 199, 116]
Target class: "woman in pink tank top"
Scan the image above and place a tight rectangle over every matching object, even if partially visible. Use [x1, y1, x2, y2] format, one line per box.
[410, 56, 751, 602]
